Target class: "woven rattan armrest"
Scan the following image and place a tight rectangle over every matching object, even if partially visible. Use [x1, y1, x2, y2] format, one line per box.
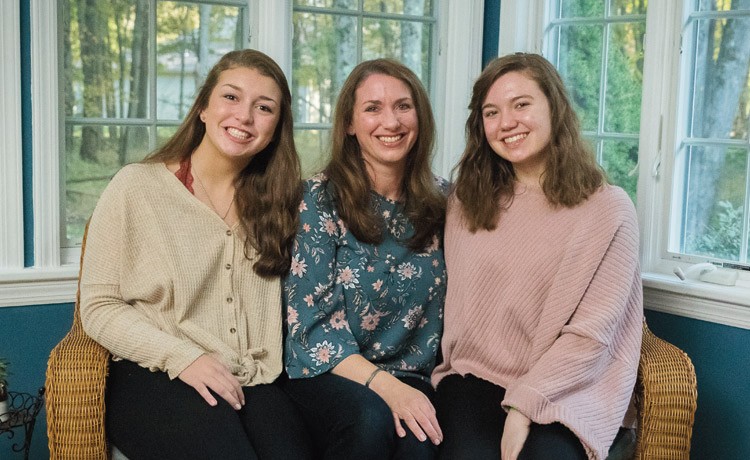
[634, 322, 697, 459]
[46, 222, 111, 459]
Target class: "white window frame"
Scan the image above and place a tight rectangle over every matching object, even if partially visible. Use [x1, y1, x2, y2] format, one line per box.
[0, 0, 483, 307]
[499, 0, 750, 329]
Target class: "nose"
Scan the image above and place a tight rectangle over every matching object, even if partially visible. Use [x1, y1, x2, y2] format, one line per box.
[235, 104, 254, 124]
[382, 109, 401, 130]
[499, 112, 516, 131]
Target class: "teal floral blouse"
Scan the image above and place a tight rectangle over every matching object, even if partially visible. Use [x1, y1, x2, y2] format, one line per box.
[284, 174, 447, 382]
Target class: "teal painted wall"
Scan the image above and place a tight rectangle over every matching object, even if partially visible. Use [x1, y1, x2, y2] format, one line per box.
[0, 304, 73, 460]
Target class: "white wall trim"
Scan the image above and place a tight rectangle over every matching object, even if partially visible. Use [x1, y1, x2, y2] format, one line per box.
[432, 0, 484, 178]
[644, 274, 750, 330]
[0, 0, 24, 269]
[0, 267, 78, 307]
[498, 0, 547, 55]
[31, 0, 62, 269]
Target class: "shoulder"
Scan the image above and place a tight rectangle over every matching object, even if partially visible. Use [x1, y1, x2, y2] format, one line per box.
[586, 185, 637, 223]
[433, 175, 452, 196]
[302, 173, 332, 201]
[301, 173, 336, 215]
[107, 162, 167, 191]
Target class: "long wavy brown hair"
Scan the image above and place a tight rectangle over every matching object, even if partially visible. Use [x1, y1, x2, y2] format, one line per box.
[324, 59, 445, 251]
[144, 49, 301, 277]
[454, 53, 606, 231]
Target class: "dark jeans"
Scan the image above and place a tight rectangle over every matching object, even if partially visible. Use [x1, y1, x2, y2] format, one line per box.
[283, 372, 439, 460]
[106, 359, 315, 460]
[435, 374, 587, 460]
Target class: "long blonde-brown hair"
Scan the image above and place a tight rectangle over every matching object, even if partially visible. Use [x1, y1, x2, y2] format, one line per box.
[455, 53, 606, 231]
[325, 58, 445, 250]
[144, 49, 301, 277]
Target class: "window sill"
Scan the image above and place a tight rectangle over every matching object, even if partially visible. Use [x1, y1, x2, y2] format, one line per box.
[642, 271, 750, 330]
[0, 266, 79, 307]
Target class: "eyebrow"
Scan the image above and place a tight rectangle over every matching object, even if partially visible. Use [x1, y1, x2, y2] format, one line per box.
[481, 94, 532, 110]
[361, 96, 413, 106]
[221, 83, 279, 104]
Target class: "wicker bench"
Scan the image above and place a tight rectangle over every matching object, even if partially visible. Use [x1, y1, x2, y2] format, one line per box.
[45, 224, 698, 459]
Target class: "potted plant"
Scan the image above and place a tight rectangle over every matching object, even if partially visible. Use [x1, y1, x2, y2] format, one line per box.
[0, 357, 9, 423]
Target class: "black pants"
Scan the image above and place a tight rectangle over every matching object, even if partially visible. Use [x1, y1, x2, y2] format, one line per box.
[283, 373, 438, 460]
[434, 374, 586, 460]
[106, 359, 315, 460]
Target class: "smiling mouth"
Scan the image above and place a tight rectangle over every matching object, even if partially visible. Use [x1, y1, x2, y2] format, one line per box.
[378, 134, 404, 144]
[504, 133, 527, 144]
[227, 127, 251, 140]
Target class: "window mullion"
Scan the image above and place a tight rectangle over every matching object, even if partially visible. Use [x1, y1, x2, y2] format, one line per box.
[31, 0, 62, 269]
[0, 0, 23, 269]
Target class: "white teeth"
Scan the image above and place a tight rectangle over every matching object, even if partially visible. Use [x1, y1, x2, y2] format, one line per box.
[227, 127, 250, 140]
[378, 135, 402, 143]
[504, 133, 527, 144]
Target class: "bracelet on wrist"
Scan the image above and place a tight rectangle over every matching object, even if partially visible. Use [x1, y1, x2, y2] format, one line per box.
[365, 367, 384, 388]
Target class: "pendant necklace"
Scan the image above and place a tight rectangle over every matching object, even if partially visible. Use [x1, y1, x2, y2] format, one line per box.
[192, 165, 235, 220]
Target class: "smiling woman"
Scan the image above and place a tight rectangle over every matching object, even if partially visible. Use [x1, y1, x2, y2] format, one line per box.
[434, 53, 642, 460]
[282, 58, 448, 460]
[76, 49, 314, 460]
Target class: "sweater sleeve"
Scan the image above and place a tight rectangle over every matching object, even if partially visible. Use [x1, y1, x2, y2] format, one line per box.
[79, 167, 206, 379]
[284, 177, 361, 378]
[502, 188, 643, 460]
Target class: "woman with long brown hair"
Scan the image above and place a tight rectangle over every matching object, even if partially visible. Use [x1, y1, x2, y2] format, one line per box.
[433, 53, 643, 460]
[283, 58, 447, 459]
[80, 49, 313, 459]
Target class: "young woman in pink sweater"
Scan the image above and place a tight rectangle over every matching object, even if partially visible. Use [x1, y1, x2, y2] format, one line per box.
[432, 53, 643, 460]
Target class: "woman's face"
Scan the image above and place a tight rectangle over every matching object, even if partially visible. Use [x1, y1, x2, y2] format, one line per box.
[199, 66, 282, 163]
[481, 70, 552, 183]
[347, 73, 419, 175]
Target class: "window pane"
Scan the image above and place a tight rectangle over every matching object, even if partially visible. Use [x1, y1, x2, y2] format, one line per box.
[293, 11, 357, 124]
[362, 18, 432, 85]
[156, 2, 243, 120]
[676, 145, 747, 262]
[602, 139, 639, 202]
[63, 1, 146, 118]
[363, 0, 433, 15]
[157, 125, 180, 146]
[604, 22, 645, 134]
[65, 125, 151, 240]
[554, 24, 603, 132]
[295, 129, 330, 177]
[555, 0, 604, 18]
[609, 0, 648, 16]
[689, 17, 750, 141]
[294, 0, 357, 9]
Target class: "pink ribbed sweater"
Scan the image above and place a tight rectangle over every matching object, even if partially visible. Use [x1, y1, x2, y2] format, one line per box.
[432, 183, 643, 460]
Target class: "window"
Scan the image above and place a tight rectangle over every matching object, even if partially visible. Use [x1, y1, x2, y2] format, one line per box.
[61, 0, 248, 247]
[0, 0, 482, 306]
[542, 0, 646, 203]
[291, 0, 437, 175]
[499, 0, 750, 328]
[667, 3, 750, 269]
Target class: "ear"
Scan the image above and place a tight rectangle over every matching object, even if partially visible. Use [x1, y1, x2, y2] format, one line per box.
[346, 123, 355, 136]
[199, 111, 206, 123]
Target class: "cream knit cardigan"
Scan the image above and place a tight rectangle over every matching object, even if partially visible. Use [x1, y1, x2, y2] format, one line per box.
[433, 183, 643, 460]
[80, 163, 283, 385]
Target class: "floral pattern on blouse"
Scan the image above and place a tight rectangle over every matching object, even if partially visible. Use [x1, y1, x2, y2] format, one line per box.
[284, 173, 448, 382]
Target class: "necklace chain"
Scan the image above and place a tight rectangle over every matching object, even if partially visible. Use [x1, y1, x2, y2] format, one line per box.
[192, 165, 235, 220]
